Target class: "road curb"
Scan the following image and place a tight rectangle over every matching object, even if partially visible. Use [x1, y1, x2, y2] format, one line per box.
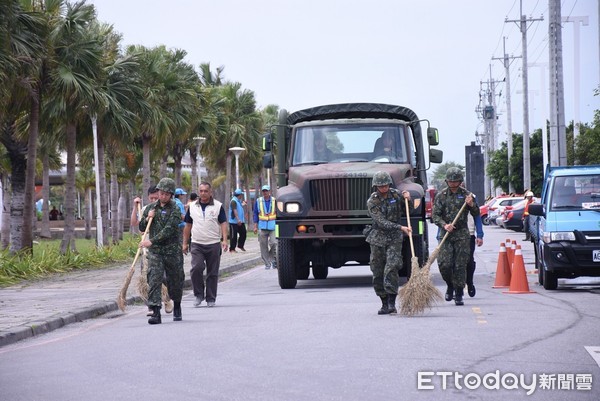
[0, 257, 261, 348]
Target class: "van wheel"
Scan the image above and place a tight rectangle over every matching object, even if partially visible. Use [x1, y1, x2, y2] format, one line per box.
[534, 245, 543, 285]
[277, 239, 297, 289]
[542, 268, 558, 290]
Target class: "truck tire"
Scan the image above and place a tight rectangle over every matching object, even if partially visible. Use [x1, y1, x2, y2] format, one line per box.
[296, 263, 310, 280]
[543, 268, 558, 290]
[312, 264, 328, 279]
[277, 239, 297, 289]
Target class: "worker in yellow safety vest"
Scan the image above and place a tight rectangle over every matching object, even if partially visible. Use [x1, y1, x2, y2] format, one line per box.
[253, 185, 277, 269]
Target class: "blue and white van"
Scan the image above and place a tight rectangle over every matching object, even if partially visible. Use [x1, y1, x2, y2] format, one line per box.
[529, 165, 600, 290]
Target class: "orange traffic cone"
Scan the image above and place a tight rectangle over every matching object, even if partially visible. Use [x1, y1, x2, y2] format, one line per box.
[506, 240, 515, 269]
[504, 245, 535, 294]
[492, 242, 511, 288]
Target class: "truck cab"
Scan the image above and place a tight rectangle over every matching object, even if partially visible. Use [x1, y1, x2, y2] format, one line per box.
[264, 103, 442, 289]
[529, 165, 600, 289]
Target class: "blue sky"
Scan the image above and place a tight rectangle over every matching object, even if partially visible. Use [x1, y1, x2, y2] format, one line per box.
[90, 0, 599, 167]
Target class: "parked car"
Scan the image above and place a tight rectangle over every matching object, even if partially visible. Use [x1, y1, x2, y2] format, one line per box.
[498, 199, 528, 231]
[487, 196, 523, 225]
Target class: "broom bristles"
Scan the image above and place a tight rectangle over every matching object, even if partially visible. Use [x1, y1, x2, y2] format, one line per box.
[399, 202, 469, 316]
[136, 249, 149, 302]
[399, 265, 443, 316]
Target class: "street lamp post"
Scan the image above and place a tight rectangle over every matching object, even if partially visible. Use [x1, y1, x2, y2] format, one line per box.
[194, 136, 206, 189]
[229, 147, 245, 190]
[91, 114, 103, 248]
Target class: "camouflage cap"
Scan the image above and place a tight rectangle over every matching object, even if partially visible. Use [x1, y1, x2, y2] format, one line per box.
[372, 171, 393, 187]
[156, 177, 176, 194]
[445, 167, 464, 182]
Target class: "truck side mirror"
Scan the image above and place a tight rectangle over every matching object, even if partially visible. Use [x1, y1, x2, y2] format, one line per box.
[429, 148, 443, 164]
[263, 152, 273, 169]
[427, 127, 439, 146]
[528, 203, 544, 217]
[262, 133, 272, 152]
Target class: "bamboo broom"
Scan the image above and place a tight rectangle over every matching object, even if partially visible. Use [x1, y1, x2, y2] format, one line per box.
[135, 202, 150, 302]
[117, 216, 153, 311]
[399, 201, 469, 316]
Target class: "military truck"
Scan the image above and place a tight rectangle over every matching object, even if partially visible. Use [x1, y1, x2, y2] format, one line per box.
[262, 103, 443, 289]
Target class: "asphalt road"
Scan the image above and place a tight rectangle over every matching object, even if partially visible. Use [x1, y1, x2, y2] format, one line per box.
[0, 223, 598, 401]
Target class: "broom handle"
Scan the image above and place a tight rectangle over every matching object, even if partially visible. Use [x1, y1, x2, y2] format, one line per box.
[120, 216, 153, 295]
[132, 215, 153, 268]
[404, 197, 415, 258]
[436, 201, 469, 249]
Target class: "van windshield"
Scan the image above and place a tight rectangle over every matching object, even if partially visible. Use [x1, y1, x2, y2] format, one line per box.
[550, 174, 600, 211]
[291, 124, 409, 166]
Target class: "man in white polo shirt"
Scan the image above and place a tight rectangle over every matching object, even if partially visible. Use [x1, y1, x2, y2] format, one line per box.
[182, 182, 228, 308]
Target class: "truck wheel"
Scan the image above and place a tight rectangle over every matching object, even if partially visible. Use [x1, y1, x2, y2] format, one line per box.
[277, 239, 297, 289]
[543, 268, 558, 290]
[296, 263, 310, 280]
[312, 264, 328, 279]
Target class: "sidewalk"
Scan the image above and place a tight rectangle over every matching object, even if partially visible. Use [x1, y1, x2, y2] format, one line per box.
[0, 237, 263, 347]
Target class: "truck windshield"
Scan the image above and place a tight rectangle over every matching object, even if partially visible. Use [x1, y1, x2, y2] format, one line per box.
[291, 124, 408, 165]
[550, 174, 600, 211]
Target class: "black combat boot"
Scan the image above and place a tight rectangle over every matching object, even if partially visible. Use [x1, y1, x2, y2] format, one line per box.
[467, 283, 476, 297]
[173, 301, 182, 321]
[148, 306, 162, 325]
[454, 288, 464, 306]
[387, 294, 397, 314]
[377, 296, 390, 315]
[445, 285, 454, 302]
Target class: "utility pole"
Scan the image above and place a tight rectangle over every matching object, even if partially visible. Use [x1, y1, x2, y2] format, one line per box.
[492, 37, 521, 194]
[506, 1, 543, 191]
[529, 62, 550, 170]
[476, 68, 503, 198]
[562, 16, 589, 141]
[549, 0, 567, 166]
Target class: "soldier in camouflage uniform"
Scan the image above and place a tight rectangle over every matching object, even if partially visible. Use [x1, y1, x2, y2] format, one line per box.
[432, 167, 479, 306]
[139, 177, 185, 324]
[365, 171, 413, 315]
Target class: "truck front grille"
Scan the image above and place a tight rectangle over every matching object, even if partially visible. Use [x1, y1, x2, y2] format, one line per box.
[309, 178, 372, 211]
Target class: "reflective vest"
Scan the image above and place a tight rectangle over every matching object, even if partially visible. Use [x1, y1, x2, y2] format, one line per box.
[257, 197, 276, 231]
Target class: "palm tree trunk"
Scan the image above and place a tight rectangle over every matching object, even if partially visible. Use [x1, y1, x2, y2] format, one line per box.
[225, 152, 232, 206]
[159, 155, 168, 178]
[97, 130, 109, 246]
[117, 185, 125, 241]
[22, 94, 40, 253]
[85, 187, 92, 239]
[4, 136, 27, 254]
[1, 181, 10, 250]
[191, 147, 198, 191]
[109, 161, 119, 244]
[40, 152, 52, 238]
[60, 122, 77, 254]
[142, 133, 151, 204]
[174, 155, 182, 187]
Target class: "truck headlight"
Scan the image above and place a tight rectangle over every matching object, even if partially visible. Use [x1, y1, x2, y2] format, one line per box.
[543, 231, 576, 243]
[285, 203, 301, 213]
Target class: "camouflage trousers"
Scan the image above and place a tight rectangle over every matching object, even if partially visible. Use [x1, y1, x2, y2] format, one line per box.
[147, 251, 184, 308]
[437, 235, 470, 289]
[369, 241, 403, 297]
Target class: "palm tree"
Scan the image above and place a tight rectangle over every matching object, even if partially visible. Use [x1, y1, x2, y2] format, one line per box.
[46, 1, 105, 254]
[0, 0, 46, 253]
